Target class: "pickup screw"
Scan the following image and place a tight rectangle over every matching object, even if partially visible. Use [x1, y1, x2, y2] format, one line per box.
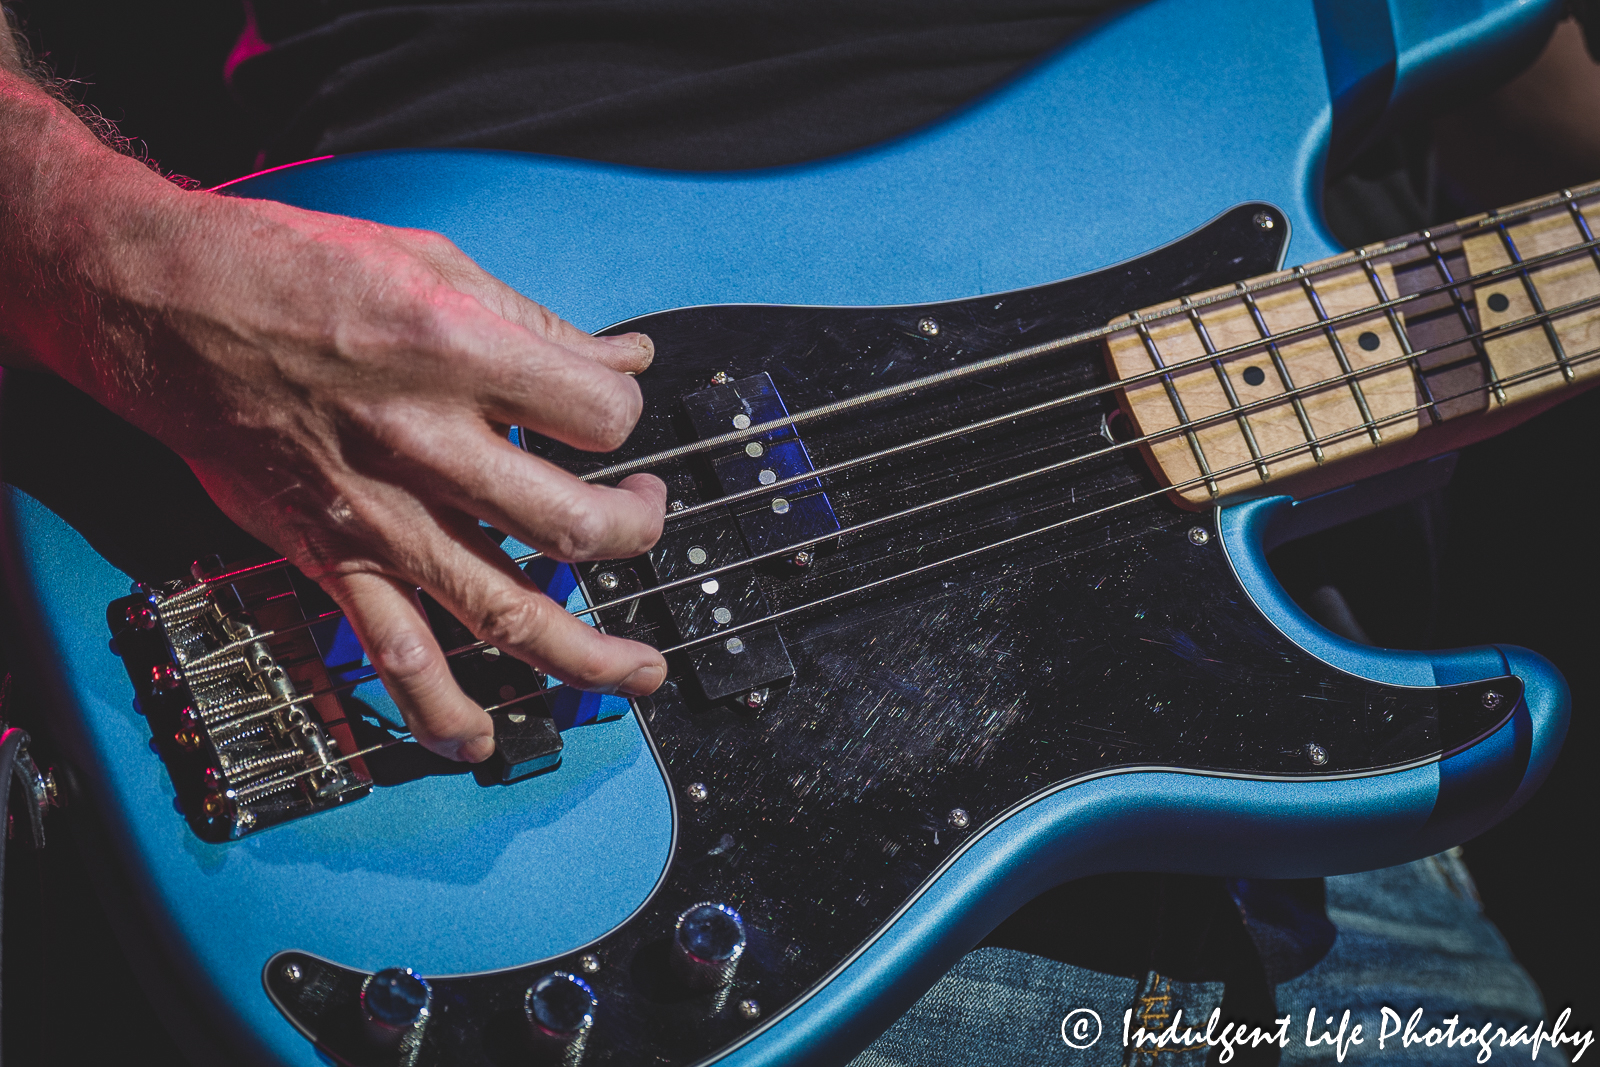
[687, 782, 709, 803]
[791, 550, 813, 569]
[739, 999, 762, 1020]
[282, 962, 304, 983]
[743, 689, 769, 709]
[595, 572, 620, 592]
[917, 317, 940, 337]
[669, 500, 687, 512]
[947, 808, 970, 830]
[711, 371, 733, 385]
[1306, 743, 1328, 766]
[1253, 211, 1275, 230]
[578, 954, 601, 976]
[1187, 526, 1211, 546]
[1481, 690, 1504, 710]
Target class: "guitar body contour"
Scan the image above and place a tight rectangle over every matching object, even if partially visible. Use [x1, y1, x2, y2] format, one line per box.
[0, 1, 1572, 1065]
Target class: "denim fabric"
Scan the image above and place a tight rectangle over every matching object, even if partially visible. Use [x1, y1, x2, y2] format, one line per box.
[854, 852, 1568, 1067]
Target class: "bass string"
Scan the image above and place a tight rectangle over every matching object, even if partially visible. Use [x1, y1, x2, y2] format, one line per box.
[187, 286, 1600, 674]
[503, 286, 1600, 624]
[176, 215, 1600, 595]
[576, 200, 1600, 484]
[225, 342, 1598, 798]
[510, 229, 1600, 549]
[649, 342, 1600, 659]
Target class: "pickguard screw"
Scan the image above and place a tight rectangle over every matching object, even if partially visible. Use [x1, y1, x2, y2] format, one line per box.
[282, 962, 303, 983]
[669, 500, 687, 512]
[1306, 743, 1328, 766]
[578, 954, 602, 975]
[947, 808, 970, 830]
[917, 317, 940, 337]
[711, 371, 733, 385]
[743, 689, 769, 709]
[738, 999, 762, 1020]
[791, 550, 813, 569]
[595, 571, 620, 591]
[687, 782, 709, 803]
[1187, 526, 1211, 546]
[1253, 211, 1275, 230]
[1481, 690, 1504, 710]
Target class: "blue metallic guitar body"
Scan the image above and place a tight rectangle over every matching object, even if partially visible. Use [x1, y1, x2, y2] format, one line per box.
[0, 1, 1574, 1064]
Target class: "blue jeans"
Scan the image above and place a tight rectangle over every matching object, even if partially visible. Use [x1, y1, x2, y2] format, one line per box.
[854, 851, 1571, 1066]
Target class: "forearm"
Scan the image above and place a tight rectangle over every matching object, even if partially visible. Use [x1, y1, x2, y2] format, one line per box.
[0, 44, 196, 391]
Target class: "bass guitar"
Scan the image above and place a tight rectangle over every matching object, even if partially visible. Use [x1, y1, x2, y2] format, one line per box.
[0, 0, 1590, 1063]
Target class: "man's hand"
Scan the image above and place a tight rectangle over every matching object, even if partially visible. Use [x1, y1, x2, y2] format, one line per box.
[1, 54, 666, 763]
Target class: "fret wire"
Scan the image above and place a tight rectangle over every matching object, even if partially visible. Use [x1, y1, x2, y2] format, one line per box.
[1561, 190, 1600, 292]
[1422, 230, 1506, 404]
[1357, 249, 1441, 425]
[1296, 268, 1383, 443]
[1235, 283, 1325, 463]
[1134, 318, 1219, 497]
[1181, 298, 1270, 482]
[1494, 220, 1575, 382]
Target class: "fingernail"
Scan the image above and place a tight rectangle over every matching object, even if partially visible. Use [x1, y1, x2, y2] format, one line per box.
[619, 665, 665, 695]
[460, 735, 496, 763]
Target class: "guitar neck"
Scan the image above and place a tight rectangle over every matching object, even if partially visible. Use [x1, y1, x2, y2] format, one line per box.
[1108, 181, 1600, 506]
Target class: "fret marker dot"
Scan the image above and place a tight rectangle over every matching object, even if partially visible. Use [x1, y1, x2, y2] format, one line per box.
[1242, 366, 1266, 386]
[713, 607, 733, 624]
[758, 469, 777, 485]
[732, 414, 751, 429]
[726, 637, 745, 654]
[687, 547, 708, 565]
[745, 442, 764, 457]
[1358, 331, 1381, 351]
[1487, 292, 1510, 313]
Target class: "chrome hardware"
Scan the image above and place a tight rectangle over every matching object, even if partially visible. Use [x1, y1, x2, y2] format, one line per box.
[110, 570, 372, 841]
[1306, 743, 1329, 766]
[1481, 690, 1504, 710]
[710, 370, 733, 385]
[671, 902, 747, 991]
[947, 808, 970, 830]
[742, 688, 769, 709]
[282, 962, 304, 983]
[525, 972, 597, 1049]
[577, 953, 602, 976]
[686, 782, 709, 803]
[124, 603, 158, 630]
[1253, 211, 1275, 230]
[669, 500, 687, 512]
[1187, 526, 1211, 546]
[790, 549, 813, 568]
[738, 998, 762, 1020]
[594, 572, 620, 592]
[361, 968, 431, 1051]
[917, 317, 940, 336]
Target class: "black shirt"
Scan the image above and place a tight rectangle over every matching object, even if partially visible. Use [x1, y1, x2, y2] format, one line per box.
[233, 1, 1130, 169]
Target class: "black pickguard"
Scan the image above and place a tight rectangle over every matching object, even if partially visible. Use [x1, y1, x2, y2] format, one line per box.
[0, 205, 1514, 1066]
